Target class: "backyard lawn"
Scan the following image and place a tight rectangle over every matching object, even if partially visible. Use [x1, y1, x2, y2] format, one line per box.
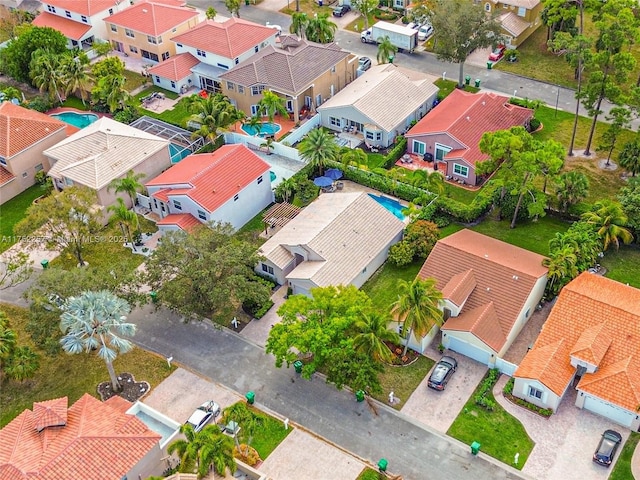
[137, 96, 192, 128]
[0, 303, 174, 428]
[134, 86, 179, 101]
[0, 184, 49, 253]
[123, 70, 149, 92]
[361, 261, 422, 312]
[601, 246, 640, 289]
[371, 355, 435, 411]
[61, 96, 90, 111]
[610, 432, 640, 480]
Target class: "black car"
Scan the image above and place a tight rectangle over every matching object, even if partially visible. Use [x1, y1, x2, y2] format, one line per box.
[332, 4, 350, 16]
[427, 356, 458, 391]
[593, 429, 623, 467]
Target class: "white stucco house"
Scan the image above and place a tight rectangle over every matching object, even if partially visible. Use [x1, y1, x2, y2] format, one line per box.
[145, 144, 272, 233]
[258, 192, 404, 297]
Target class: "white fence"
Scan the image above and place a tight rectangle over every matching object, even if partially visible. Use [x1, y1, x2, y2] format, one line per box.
[494, 357, 518, 376]
[283, 114, 321, 145]
[224, 132, 302, 161]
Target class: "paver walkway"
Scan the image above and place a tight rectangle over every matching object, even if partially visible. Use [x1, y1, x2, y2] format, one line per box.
[241, 286, 287, 347]
[631, 441, 640, 480]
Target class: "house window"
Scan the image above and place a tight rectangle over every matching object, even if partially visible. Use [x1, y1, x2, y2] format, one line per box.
[257, 176, 263, 184]
[0, 156, 6, 166]
[484, 2, 491, 11]
[235, 57, 239, 64]
[517, 6, 526, 16]
[148, 35, 157, 44]
[125, 28, 135, 38]
[22, 172, 28, 178]
[171, 81, 176, 88]
[217, 63, 229, 70]
[233, 194, 239, 201]
[47, 5, 56, 13]
[130, 45, 138, 53]
[197, 210, 207, 220]
[365, 131, 374, 140]
[453, 164, 469, 177]
[362, 266, 367, 274]
[227, 81, 234, 90]
[435, 143, 452, 161]
[162, 51, 170, 61]
[64, 177, 73, 186]
[35, 163, 44, 172]
[173, 200, 182, 210]
[109, 8, 113, 14]
[331, 66, 336, 73]
[81, 15, 88, 23]
[111, 24, 118, 32]
[238, 85, 244, 94]
[155, 76, 160, 83]
[157, 36, 163, 44]
[528, 386, 543, 399]
[65, 10, 71, 17]
[250, 104, 259, 115]
[251, 85, 265, 96]
[142, 50, 159, 62]
[525, 307, 531, 318]
[413, 141, 426, 155]
[254, 45, 259, 53]
[261, 263, 274, 275]
[316, 94, 322, 107]
[196, 49, 206, 57]
[375, 132, 382, 141]
[176, 43, 183, 48]
[329, 117, 340, 127]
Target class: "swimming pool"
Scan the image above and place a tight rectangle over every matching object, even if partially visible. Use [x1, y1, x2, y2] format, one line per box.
[368, 193, 406, 220]
[50, 111, 98, 128]
[169, 143, 191, 163]
[241, 121, 281, 137]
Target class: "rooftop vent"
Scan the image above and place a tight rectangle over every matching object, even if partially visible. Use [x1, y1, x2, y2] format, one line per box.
[466, 116, 470, 121]
[513, 275, 519, 280]
[142, 8, 147, 13]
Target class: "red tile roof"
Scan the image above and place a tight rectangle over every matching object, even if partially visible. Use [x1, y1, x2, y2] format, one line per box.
[45, 0, 115, 16]
[171, 18, 276, 59]
[157, 213, 201, 231]
[0, 102, 67, 159]
[0, 394, 161, 480]
[32, 12, 92, 40]
[0, 166, 16, 186]
[147, 52, 199, 81]
[406, 89, 533, 166]
[146, 144, 270, 212]
[418, 229, 547, 352]
[33, 397, 68, 432]
[516, 273, 640, 411]
[106, 1, 199, 36]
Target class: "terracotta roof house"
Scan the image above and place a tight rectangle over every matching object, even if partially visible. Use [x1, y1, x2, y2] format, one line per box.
[148, 18, 279, 94]
[258, 192, 404, 297]
[413, 229, 547, 357]
[483, 0, 543, 48]
[514, 273, 640, 429]
[45, 117, 171, 209]
[317, 64, 439, 148]
[104, 1, 201, 65]
[145, 144, 272, 233]
[0, 394, 172, 480]
[220, 36, 358, 124]
[33, 0, 123, 50]
[0, 102, 71, 204]
[405, 89, 533, 186]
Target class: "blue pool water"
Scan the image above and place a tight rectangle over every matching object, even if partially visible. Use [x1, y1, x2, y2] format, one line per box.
[241, 121, 281, 137]
[169, 143, 191, 163]
[368, 193, 406, 220]
[50, 111, 98, 128]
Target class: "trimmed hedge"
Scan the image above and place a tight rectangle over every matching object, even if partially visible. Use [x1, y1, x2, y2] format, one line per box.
[474, 369, 500, 411]
[382, 136, 408, 169]
[434, 182, 496, 223]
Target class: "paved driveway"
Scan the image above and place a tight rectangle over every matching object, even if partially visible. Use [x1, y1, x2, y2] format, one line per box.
[401, 348, 488, 432]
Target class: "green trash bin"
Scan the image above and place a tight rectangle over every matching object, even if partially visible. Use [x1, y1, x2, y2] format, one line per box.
[464, 75, 471, 86]
[245, 0, 249, 4]
[246, 391, 255, 405]
[474, 79, 481, 88]
[471, 441, 481, 455]
[487, 61, 492, 70]
[378, 458, 388, 472]
[40, 259, 49, 269]
[293, 360, 303, 373]
[355, 390, 365, 402]
[149, 291, 158, 303]
[388, 55, 394, 64]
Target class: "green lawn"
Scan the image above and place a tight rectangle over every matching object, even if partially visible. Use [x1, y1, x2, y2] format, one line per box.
[366, 153, 387, 169]
[356, 467, 386, 480]
[601, 246, 640, 289]
[371, 355, 435, 410]
[447, 377, 534, 470]
[0, 184, 49, 253]
[361, 261, 423, 312]
[123, 70, 149, 92]
[137, 96, 192, 128]
[61, 96, 90, 111]
[0, 303, 175, 428]
[444, 183, 478, 204]
[610, 432, 640, 480]
[470, 215, 571, 256]
[439, 223, 465, 238]
[434, 79, 480, 97]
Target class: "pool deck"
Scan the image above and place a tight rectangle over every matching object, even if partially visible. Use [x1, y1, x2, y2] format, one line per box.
[47, 107, 109, 134]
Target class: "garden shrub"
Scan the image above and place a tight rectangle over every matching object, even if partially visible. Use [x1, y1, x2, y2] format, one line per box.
[234, 445, 260, 466]
[253, 299, 274, 319]
[294, 178, 318, 206]
[26, 96, 53, 113]
[503, 377, 514, 395]
[382, 136, 408, 169]
[495, 192, 533, 223]
[113, 105, 140, 124]
[474, 368, 500, 411]
[388, 241, 414, 266]
[528, 118, 541, 132]
[509, 395, 553, 417]
[434, 183, 496, 223]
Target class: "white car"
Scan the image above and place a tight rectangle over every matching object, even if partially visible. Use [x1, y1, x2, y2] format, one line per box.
[185, 400, 221, 432]
[418, 24, 433, 41]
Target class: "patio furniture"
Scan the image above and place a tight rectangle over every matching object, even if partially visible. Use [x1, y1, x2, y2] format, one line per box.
[321, 185, 335, 193]
[336, 181, 344, 190]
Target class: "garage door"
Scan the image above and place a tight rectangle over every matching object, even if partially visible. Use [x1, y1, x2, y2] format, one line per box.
[446, 336, 492, 365]
[291, 283, 310, 297]
[583, 395, 635, 427]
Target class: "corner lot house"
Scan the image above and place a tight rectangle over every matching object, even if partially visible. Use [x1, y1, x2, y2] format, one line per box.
[145, 144, 272, 233]
[405, 89, 533, 186]
[317, 64, 439, 148]
[45, 117, 171, 208]
[148, 18, 279, 95]
[0, 394, 165, 479]
[482, 0, 543, 48]
[515, 273, 640, 430]
[220, 36, 358, 124]
[413, 229, 547, 359]
[0, 102, 71, 204]
[258, 192, 404, 297]
[105, 0, 200, 63]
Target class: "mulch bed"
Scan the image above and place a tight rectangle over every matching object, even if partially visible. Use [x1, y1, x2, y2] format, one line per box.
[97, 372, 150, 402]
[384, 342, 421, 367]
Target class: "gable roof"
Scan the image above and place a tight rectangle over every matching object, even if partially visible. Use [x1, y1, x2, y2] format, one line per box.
[405, 89, 533, 166]
[147, 52, 199, 81]
[146, 144, 270, 212]
[219, 37, 350, 94]
[516, 273, 640, 411]
[105, 1, 199, 36]
[157, 213, 202, 231]
[260, 192, 404, 288]
[318, 64, 439, 132]
[45, 117, 169, 189]
[498, 12, 531, 37]
[44, 0, 116, 16]
[0, 102, 67, 159]
[32, 12, 93, 40]
[0, 394, 161, 480]
[170, 18, 276, 59]
[418, 229, 547, 352]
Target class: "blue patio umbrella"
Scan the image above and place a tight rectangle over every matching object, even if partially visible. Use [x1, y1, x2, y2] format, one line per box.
[325, 168, 343, 180]
[313, 176, 333, 187]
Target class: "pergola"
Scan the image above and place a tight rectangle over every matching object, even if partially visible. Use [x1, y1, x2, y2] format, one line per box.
[130, 116, 205, 153]
[262, 202, 301, 234]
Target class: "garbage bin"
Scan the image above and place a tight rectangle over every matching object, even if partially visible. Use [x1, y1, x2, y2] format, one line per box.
[355, 390, 365, 402]
[246, 391, 255, 405]
[245, 0, 249, 4]
[149, 291, 157, 303]
[40, 259, 49, 269]
[474, 79, 481, 88]
[471, 441, 481, 455]
[464, 75, 471, 86]
[293, 360, 303, 373]
[487, 61, 492, 70]
[318, 0, 322, 5]
[378, 458, 388, 472]
[388, 55, 394, 64]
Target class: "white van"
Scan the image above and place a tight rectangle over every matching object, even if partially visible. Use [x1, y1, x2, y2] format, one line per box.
[418, 24, 433, 42]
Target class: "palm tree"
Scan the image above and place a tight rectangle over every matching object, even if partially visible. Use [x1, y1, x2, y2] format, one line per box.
[341, 147, 368, 170]
[372, 167, 404, 195]
[298, 128, 340, 175]
[555, 171, 589, 212]
[261, 137, 275, 155]
[168, 423, 237, 478]
[275, 177, 296, 203]
[352, 311, 400, 363]
[100, 74, 131, 113]
[107, 198, 140, 250]
[246, 115, 263, 136]
[289, 12, 308, 39]
[187, 94, 244, 142]
[59, 291, 136, 391]
[108, 170, 146, 207]
[258, 90, 288, 123]
[305, 13, 337, 44]
[29, 49, 65, 103]
[411, 169, 445, 195]
[581, 200, 634, 250]
[543, 245, 578, 297]
[5, 346, 39, 382]
[376, 36, 398, 65]
[390, 278, 443, 356]
[61, 53, 93, 105]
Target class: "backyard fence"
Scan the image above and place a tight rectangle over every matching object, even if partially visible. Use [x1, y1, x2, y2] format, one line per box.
[224, 132, 302, 161]
[282, 114, 321, 145]
[493, 357, 518, 376]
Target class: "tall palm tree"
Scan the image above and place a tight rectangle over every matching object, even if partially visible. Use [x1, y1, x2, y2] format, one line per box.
[275, 177, 296, 203]
[59, 291, 136, 391]
[376, 36, 398, 65]
[258, 90, 288, 123]
[352, 311, 400, 363]
[305, 13, 337, 44]
[341, 147, 368, 170]
[29, 49, 66, 103]
[543, 245, 578, 297]
[555, 171, 589, 212]
[61, 53, 93, 105]
[390, 278, 443, 356]
[298, 128, 340, 175]
[246, 115, 263, 136]
[108, 170, 146, 207]
[100, 74, 131, 113]
[107, 198, 140, 250]
[581, 200, 634, 250]
[289, 12, 308, 39]
[411, 169, 445, 195]
[187, 94, 244, 142]
[168, 423, 237, 478]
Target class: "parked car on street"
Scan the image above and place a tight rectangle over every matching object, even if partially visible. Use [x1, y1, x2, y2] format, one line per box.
[332, 4, 350, 16]
[488, 45, 507, 61]
[427, 356, 458, 391]
[185, 400, 221, 432]
[358, 56, 372, 71]
[417, 24, 433, 41]
[593, 430, 623, 467]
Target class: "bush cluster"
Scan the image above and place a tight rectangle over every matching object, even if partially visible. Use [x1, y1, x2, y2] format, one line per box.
[511, 396, 553, 417]
[435, 182, 496, 223]
[382, 136, 408, 169]
[474, 368, 500, 411]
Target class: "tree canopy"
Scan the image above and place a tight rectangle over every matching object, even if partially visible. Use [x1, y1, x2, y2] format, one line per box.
[1, 25, 67, 82]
